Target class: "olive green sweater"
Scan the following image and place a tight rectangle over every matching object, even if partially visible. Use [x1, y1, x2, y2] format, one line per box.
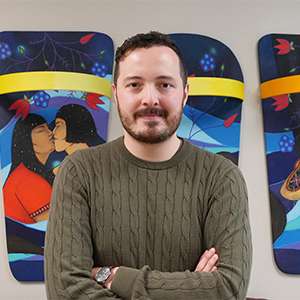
[45, 137, 252, 300]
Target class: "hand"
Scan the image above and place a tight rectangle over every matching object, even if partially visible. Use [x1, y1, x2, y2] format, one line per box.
[91, 266, 119, 289]
[104, 267, 119, 289]
[194, 247, 218, 272]
[91, 267, 99, 280]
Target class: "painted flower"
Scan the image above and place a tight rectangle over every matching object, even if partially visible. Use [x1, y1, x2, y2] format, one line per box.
[9, 98, 31, 119]
[274, 39, 294, 55]
[86, 93, 104, 110]
[272, 94, 290, 111]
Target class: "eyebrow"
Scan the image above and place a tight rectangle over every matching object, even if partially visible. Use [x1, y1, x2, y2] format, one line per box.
[33, 124, 47, 130]
[123, 75, 176, 82]
[156, 76, 176, 81]
[123, 76, 142, 82]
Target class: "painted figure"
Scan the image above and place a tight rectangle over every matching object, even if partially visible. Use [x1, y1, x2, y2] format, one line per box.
[53, 104, 104, 154]
[3, 114, 54, 224]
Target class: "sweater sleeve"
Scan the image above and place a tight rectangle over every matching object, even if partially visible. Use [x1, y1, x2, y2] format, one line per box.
[44, 156, 120, 300]
[111, 163, 252, 300]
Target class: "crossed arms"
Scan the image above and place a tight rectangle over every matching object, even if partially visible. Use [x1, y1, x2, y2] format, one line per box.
[45, 156, 252, 300]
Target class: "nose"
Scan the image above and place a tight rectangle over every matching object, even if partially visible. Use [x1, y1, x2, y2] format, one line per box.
[140, 84, 160, 106]
[48, 128, 54, 138]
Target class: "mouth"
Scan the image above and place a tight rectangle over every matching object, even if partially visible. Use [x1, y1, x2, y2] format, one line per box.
[135, 108, 167, 120]
[140, 114, 162, 119]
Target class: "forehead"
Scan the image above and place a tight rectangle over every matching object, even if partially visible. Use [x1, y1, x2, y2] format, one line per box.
[118, 46, 181, 79]
[32, 123, 47, 132]
[55, 117, 65, 123]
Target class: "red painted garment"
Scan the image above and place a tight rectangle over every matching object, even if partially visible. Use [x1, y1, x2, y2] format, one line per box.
[3, 163, 52, 224]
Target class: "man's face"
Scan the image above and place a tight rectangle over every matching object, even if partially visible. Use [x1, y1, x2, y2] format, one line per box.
[31, 123, 54, 156]
[113, 46, 188, 144]
[53, 117, 72, 152]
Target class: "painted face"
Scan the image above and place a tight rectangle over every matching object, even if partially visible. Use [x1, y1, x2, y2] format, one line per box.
[113, 46, 188, 144]
[31, 123, 54, 155]
[53, 117, 72, 152]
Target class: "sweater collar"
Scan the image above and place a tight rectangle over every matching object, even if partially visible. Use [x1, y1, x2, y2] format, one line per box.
[114, 136, 192, 170]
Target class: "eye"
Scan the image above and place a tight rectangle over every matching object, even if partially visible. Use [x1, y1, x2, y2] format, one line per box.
[126, 82, 141, 89]
[159, 82, 173, 89]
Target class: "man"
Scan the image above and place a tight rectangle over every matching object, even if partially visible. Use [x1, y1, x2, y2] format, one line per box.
[45, 31, 252, 300]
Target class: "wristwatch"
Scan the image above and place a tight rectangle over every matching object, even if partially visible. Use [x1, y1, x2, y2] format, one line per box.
[95, 266, 113, 285]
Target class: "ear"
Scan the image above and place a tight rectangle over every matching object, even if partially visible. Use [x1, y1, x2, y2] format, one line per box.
[111, 83, 118, 105]
[183, 83, 189, 107]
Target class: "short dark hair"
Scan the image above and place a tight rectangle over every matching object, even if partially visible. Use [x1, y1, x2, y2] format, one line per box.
[113, 31, 187, 86]
[56, 104, 105, 146]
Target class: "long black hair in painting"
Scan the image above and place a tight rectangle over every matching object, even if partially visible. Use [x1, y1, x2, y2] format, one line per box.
[8, 114, 54, 185]
[56, 104, 104, 146]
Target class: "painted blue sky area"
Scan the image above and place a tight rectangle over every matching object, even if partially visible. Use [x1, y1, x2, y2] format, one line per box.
[286, 215, 300, 231]
[0, 163, 11, 187]
[274, 229, 300, 249]
[182, 105, 240, 147]
[287, 200, 300, 223]
[0, 118, 16, 169]
[265, 131, 294, 154]
[8, 253, 35, 262]
[23, 220, 47, 232]
[178, 113, 223, 145]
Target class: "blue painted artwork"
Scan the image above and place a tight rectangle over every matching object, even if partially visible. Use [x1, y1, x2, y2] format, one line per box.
[259, 33, 300, 274]
[0, 31, 113, 281]
[170, 33, 244, 165]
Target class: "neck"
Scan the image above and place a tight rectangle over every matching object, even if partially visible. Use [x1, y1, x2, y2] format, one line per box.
[123, 132, 182, 162]
[65, 143, 89, 155]
[35, 152, 50, 165]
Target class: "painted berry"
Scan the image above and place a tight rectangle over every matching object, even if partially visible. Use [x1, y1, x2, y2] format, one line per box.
[279, 135, 295, 152]
[33, 91, 51, 108]
[200, 53, 215, 72]
[91, 62, 108, 77]
[0, 43, 12, 60]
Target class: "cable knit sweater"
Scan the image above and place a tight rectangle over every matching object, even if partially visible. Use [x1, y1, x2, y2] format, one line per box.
[45, 136, 252, 300]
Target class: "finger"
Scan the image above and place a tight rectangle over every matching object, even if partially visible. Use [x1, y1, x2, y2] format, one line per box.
[195, 248, 216, 272]
[211, 266, 217, 272]
[91, 267, 100, 279]
[202, 254, 218, 272]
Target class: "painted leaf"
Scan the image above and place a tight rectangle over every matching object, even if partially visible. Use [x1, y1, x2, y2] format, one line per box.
[80, 33, 96, 45]
[8, 99, 30, 119]
[224, 113, 238, 128]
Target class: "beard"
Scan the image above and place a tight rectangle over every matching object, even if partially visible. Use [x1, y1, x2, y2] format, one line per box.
[116, 100, 184, 144]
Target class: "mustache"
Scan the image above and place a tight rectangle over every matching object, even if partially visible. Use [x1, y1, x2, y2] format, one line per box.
[134, 107, 168, 119]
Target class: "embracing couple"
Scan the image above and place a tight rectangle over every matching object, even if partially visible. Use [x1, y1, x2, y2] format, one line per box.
[3, 103, 103, 224]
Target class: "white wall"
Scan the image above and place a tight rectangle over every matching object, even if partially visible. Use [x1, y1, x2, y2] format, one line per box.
[0, 0, 299, 299]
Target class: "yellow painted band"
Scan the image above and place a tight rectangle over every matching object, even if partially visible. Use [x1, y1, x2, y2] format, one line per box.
[0, 71, 112, 98]
[261, 75, 300, 99]
[188, 77, 244, 100]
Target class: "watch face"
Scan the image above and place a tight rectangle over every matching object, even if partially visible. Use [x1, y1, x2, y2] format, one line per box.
[95, 267, 111, 284]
